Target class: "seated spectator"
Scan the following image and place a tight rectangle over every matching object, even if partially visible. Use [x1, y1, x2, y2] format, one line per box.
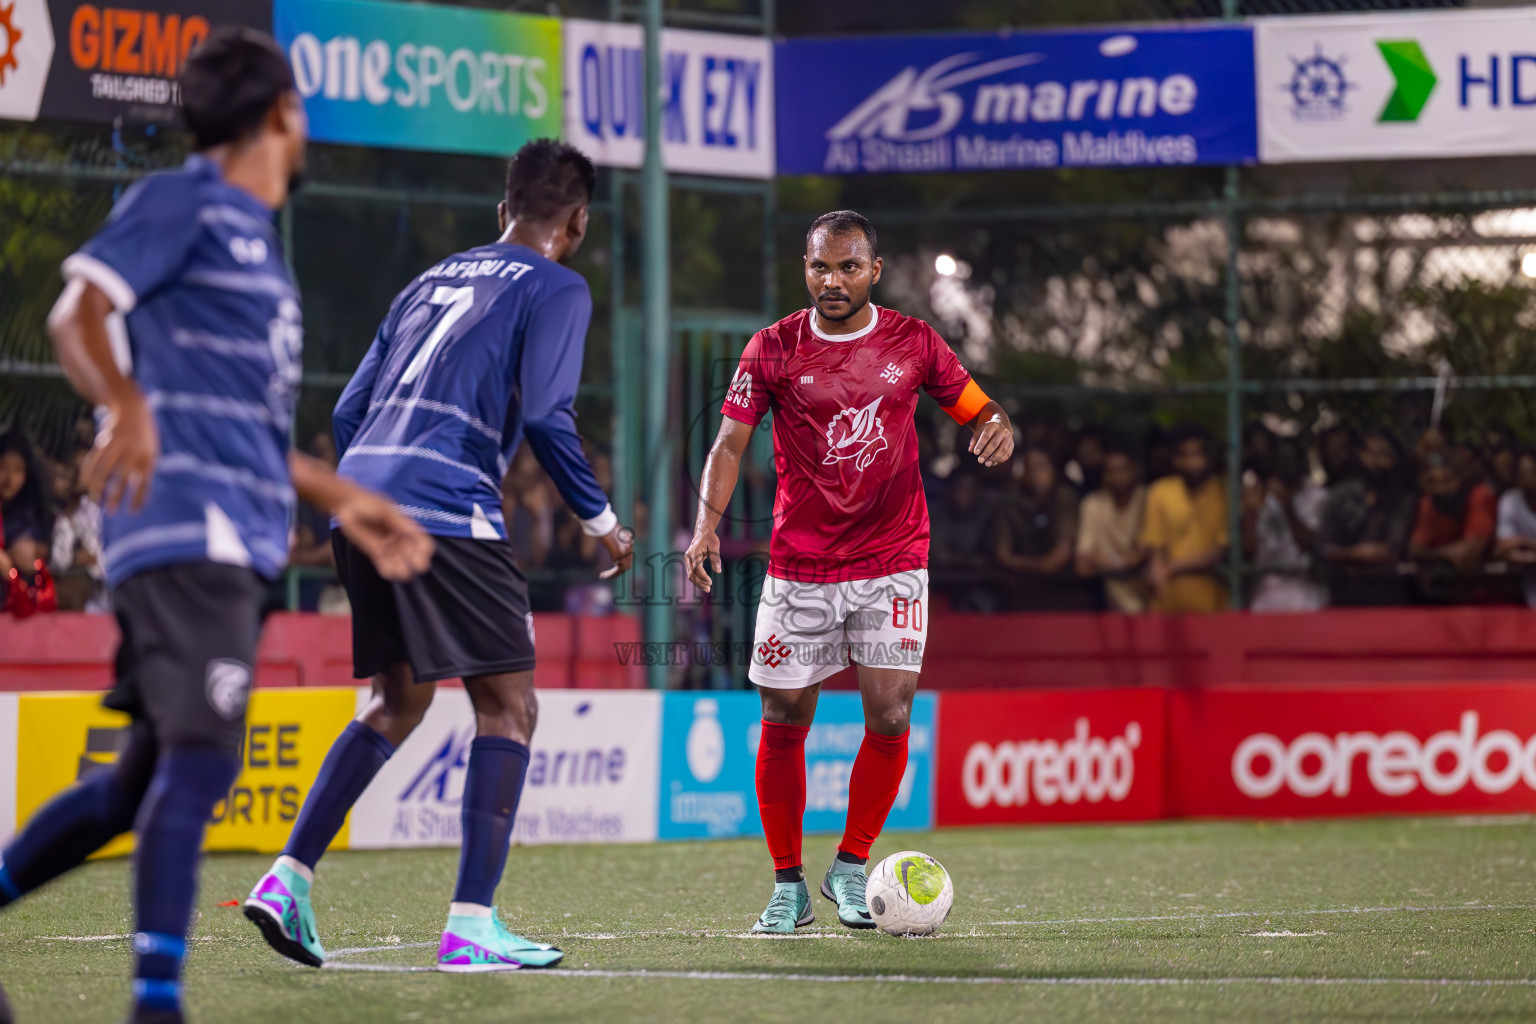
[1409, 450, 1496, 571]
[996, 446, 1087, 611]
[1494, 450, 1536, 608]
[50, 449, 107, 612]
[1486, 430, 1517, 493]
[1246, 439, 1328, 613]
[0, 433, 52, 573]
[1317, 424, 1356, 488]
[930, 468, 1004, 611]
[1075, 444, 1148, 613]
[1140, 426, 1228, 613]
[1317, 430, 1416, 606]
[1068, 428, 1106, 495]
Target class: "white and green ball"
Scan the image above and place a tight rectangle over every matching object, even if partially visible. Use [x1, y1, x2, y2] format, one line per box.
[865, 851, 953, 936]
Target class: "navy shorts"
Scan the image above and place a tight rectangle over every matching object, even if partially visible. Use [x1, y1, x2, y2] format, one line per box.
[333, 531, 536, 682]
[103, 561, 266, 755]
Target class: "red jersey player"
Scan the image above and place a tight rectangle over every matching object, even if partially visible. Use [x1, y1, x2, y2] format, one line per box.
[685, 211, 1014, 933]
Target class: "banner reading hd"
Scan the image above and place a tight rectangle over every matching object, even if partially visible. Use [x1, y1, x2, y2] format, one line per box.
[273, 0, 560, 157]
[562, 19, 772, 178]
[1258, 9, 1536, 163]
[0, 0, 270, 125]
[775, 24, 1256, 175]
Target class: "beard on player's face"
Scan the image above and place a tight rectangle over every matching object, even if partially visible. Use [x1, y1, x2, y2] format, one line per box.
[814, 286, 870, 322]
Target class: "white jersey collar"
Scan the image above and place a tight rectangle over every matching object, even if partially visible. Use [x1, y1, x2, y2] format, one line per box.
[810, 305, 880, 342]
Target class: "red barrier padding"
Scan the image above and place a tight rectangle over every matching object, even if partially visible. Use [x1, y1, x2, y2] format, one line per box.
[934, 689, 1166, 826]
[0, 612, 644, 691]
[1166, 683, 1536, 818]
[920, 607, 1536, 689]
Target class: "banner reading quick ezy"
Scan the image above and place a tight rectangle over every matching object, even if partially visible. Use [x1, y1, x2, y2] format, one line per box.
[775, 25, 1257, 175]
[273, 0, 560, 157]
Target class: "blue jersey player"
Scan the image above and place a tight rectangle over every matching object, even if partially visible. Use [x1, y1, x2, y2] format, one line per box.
[246, 139, 634, 973]
[0, 29, 431, 1024]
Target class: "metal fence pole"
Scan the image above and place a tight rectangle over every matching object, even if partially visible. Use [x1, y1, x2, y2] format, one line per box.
[609, 171, 636, 615]
[642, 0, 673, 688]
[1222, 0, 1243, 610]
[1223, 170, 1244, 610]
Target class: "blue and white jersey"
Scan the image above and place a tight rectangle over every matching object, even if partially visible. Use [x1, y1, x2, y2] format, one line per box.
[333, 242, 615, 539]
[62, 155, 301, 590]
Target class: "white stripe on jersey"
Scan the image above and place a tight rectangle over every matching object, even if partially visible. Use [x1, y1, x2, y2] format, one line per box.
[343, 445, 500, 493]
[157, 452, 295, 502]
[366, 397, 502, 443]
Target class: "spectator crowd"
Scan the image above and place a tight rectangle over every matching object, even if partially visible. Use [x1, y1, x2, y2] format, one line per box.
[925, 418, 1536, 615]
[12, 412, 1536, 618]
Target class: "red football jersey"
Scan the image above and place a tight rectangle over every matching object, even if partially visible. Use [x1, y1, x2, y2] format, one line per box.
[721, 306, 977, 583]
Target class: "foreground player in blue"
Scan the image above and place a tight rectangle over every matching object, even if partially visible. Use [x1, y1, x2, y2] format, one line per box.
[0, 29, 432, 1024]
[246, 139, 634, 973]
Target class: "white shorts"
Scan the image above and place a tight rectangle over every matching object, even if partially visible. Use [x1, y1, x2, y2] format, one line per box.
[749, 569, 929, 690]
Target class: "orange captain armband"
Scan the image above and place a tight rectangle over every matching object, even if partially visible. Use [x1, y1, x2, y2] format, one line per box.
[941, 379, 991, 425]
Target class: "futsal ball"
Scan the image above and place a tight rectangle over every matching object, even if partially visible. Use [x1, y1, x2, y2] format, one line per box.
[865, 851, 953, 936]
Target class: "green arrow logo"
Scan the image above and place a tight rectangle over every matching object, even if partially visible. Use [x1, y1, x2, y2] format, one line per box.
[1377, 40, 1437, 123]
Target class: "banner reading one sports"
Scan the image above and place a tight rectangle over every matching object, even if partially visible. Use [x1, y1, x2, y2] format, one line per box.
[562, 19, 773, 178]
[272, 0, 560, 157]
[935, 689, 1166, 826]
[1257, 9, 1536, 163]
[1167, 684, 1536, 817]
[0, 0, 270, 125]
[657, 691, 937, 841]
[7, 688, 355, 854]
[775, 24, 1257, 175]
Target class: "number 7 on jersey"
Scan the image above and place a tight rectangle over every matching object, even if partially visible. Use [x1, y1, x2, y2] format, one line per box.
[401, 285, 475, 385]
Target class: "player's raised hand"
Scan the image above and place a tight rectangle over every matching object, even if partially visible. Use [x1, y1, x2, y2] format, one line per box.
[598, 525, 635, 580]
[685, 529, 722, 593]
[968, 402, 1015, 468]
[332, 489, 436, 582]
[84, 391, 158, 513]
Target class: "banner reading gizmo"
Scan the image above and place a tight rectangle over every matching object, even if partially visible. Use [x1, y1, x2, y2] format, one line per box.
[272, 0, 560, 157]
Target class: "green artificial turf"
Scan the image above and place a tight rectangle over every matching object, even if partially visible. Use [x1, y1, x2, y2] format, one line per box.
[3, 817, 1535, 1023]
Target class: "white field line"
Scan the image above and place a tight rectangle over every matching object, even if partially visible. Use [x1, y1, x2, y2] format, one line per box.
[37, 934, 217, 942]
[327, 942, 435, 957]
[1248, 931, 1326, 938]
[315, 965, 1536, 987]
[985, 903, 1531, 926]
[39, 904, 1524, 950]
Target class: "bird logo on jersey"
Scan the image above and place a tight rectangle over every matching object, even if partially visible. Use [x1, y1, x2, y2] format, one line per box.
[824, 396, 888, 472]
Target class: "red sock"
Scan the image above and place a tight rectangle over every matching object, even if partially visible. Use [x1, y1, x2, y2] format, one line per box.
[755, 720, 808, 871]
[839, 728, 909, 860]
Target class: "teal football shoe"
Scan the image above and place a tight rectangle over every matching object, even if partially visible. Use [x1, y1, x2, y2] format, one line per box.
[244, 860, 325, 967]
[821, 858, 876, 929]
[751, 880, 814, 934]
[438, 908, 563, 972]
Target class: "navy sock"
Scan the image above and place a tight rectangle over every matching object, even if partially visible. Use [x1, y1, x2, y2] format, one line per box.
[452, 737, 530, 907]
[283, 721, 394, 869]
[0, 721, 155, 907]
[132, 748, 240, 1015]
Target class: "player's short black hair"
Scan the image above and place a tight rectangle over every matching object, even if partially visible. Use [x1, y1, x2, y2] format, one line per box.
[806, 210, 878, 255]
[179, 26, 294, 151]
[505, 139, 596, 221]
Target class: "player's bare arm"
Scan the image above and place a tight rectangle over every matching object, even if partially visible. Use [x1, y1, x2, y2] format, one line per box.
[965, 400, 1014, 468]
[47, 278, 158, 513]
[288, 452, 434, 582]
[687, 417, 755, 592]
